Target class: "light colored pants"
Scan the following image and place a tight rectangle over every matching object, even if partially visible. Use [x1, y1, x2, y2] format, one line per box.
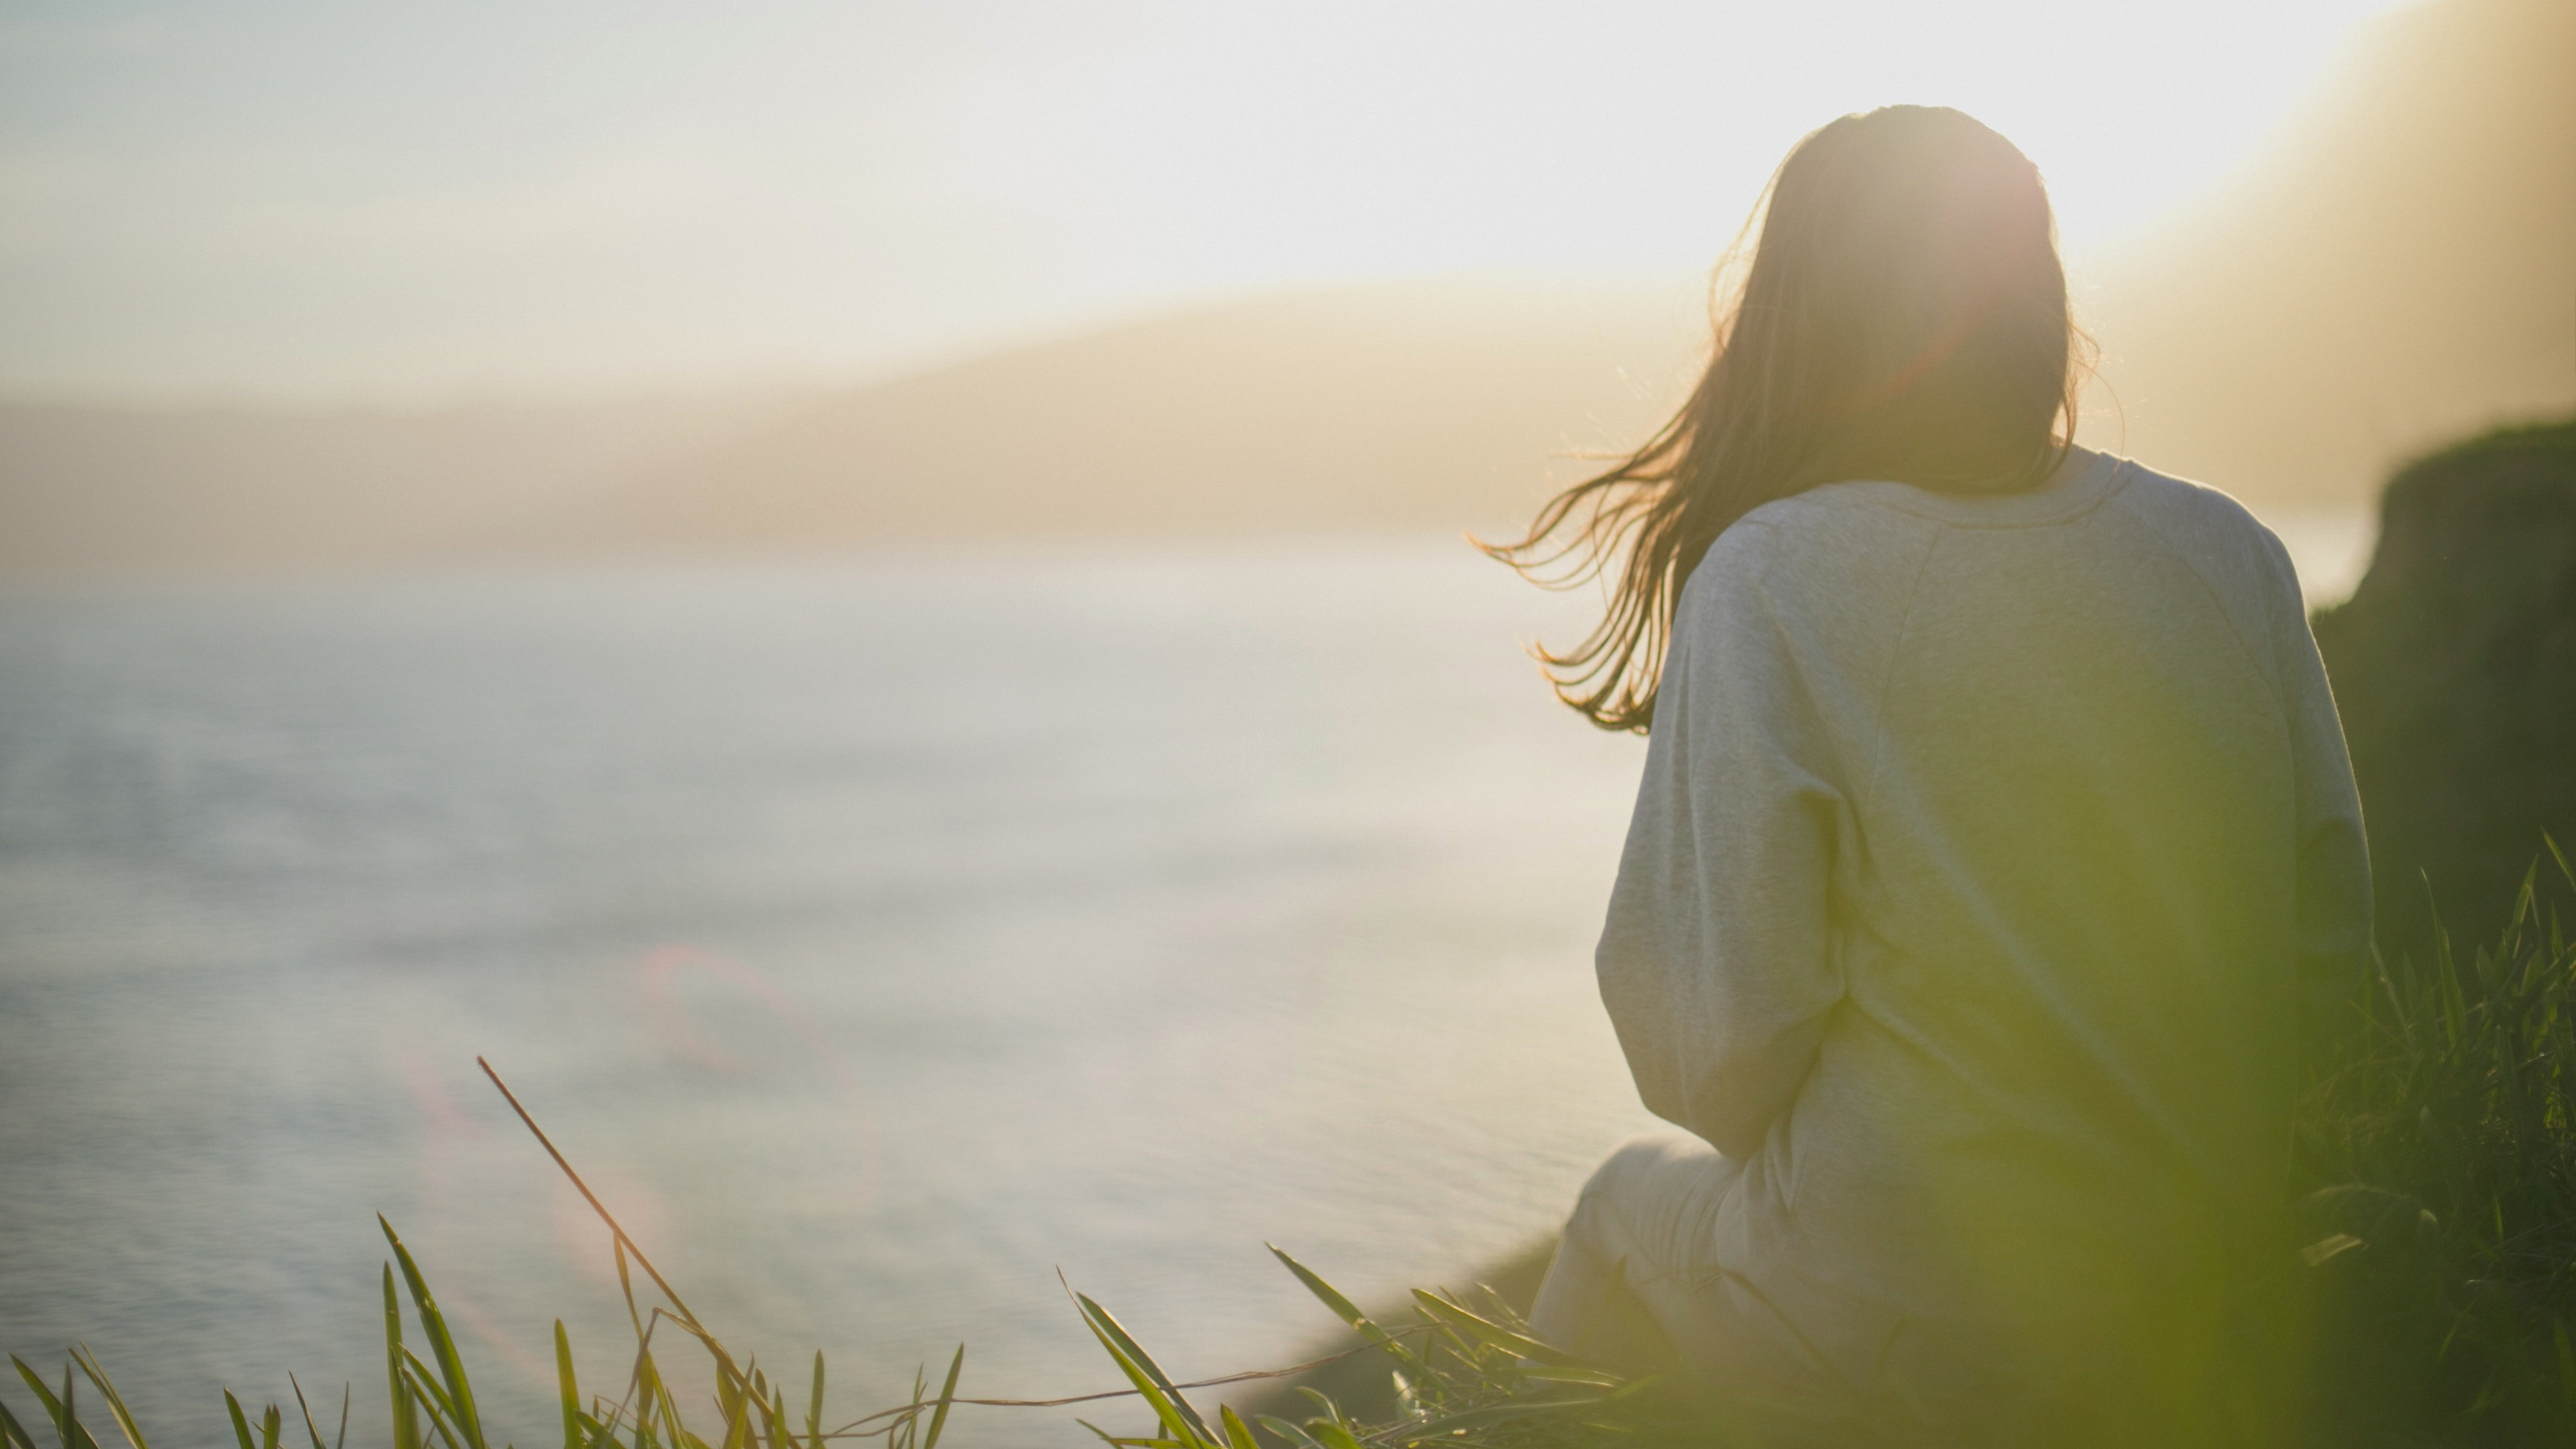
[1525, 1133, 1754, 1376]
[1525, 1136, 1886, 1449]
[1528, 1136, 2263, 1448]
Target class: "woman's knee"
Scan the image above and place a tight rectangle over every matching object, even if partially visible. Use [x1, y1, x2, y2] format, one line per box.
[1579, 1131, 1723, 1207]
[1565, 1132, 1737, 1281]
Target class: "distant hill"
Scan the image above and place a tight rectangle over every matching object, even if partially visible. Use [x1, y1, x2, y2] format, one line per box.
[0, 281, 1703, 577]
[2081, 0, 2575, 504]
[520, 278, 1704, 554]
[0, 0, 2565, 576]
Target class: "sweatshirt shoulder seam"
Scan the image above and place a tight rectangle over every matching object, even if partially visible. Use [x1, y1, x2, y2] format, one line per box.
[2112, 488, 2290, 726]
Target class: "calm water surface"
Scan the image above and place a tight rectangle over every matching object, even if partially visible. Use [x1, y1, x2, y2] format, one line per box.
[0, 517, 2373, 1446]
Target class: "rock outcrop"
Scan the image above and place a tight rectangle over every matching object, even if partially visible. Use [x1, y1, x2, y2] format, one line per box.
[2312, 416, 2576, 961]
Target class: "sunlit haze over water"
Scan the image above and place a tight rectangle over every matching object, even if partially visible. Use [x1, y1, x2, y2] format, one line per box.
[1, 0, 2413, 402]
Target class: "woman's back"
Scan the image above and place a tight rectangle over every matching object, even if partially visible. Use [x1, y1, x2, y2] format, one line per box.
[1594, 451, 2371, 1428]
[1498, 106, 2374, 1441]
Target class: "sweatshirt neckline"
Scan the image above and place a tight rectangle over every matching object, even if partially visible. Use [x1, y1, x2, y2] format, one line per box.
[1828, 449, 2128, 527]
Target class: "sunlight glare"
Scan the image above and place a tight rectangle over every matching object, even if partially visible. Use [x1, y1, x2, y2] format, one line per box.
[0, 0, 2423, 397]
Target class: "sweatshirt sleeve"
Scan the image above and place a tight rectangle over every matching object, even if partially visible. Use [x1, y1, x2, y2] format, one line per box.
[1596, 524, 1849, 1160]
[2260, 535, 2374, 1078]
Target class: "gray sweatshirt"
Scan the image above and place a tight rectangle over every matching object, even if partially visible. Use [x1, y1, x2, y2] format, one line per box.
[1597, 450, 2372, 1415]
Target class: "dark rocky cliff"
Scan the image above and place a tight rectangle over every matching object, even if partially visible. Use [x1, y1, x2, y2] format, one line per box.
[2312, 416, 2576, 961]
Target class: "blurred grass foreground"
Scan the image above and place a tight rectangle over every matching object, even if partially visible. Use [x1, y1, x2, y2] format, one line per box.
[9, 416, 2576, 1448]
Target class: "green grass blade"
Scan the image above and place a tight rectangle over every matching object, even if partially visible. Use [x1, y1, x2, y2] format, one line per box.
[614, 1244, 646, 1342]
[289, 1377, 327, 1449]
[1408, 1290, 1587, 1367]
[402, 1354, 461, 1430]
[57, 1366, 99, 1449]
[1511, 1366, 1623, 1389]
[0, 1394, 40, 1449]
[1073, 1295, 1212, 1445]
[259, 1404, 282, 1449]
[1264, 1247, 1405, 1357]
[1248, 1418, 1320, 1449]
[2440, 944, 2469, 1050]
[384, 1267, 422, 1449]
[764, 1389, 790, 1449]
[1216, 1406, 1257, 1449]
[399, 1371, 466, 1443]
[802, 1356, 822, 1449]
[9, 1362, 58, 1421]
[918, 1347, 962, 1449]
[555, 1323, 582, 1449]
[1290, 1389, 1340, 1428]
[627, 1341, 666, 1449]
[400, 1364, 466, 1449]
[712, 1359, 745, 1440]
[8, 1362, 63, 1446]
[381, 1217, 489, 1449]
[1400, 1396, 1613, 1438]
[223, 1394, 255, 1449]
[716, 1350, 755, 1433]
[1299, 1420, 1363, 1449]
[1073, 1303, 1203, 1449]
[643, 1352, 692, 1449]
[67, 1347, 146, 1449]
[410, 1400, 464, 1449]
[10, 1360, 94, 1449]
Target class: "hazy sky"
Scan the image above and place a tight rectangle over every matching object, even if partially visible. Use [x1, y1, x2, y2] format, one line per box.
[0, 1, 2410, 404]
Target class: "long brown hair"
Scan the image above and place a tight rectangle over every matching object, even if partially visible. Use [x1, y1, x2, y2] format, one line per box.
[1484, 106, 2084, 732]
